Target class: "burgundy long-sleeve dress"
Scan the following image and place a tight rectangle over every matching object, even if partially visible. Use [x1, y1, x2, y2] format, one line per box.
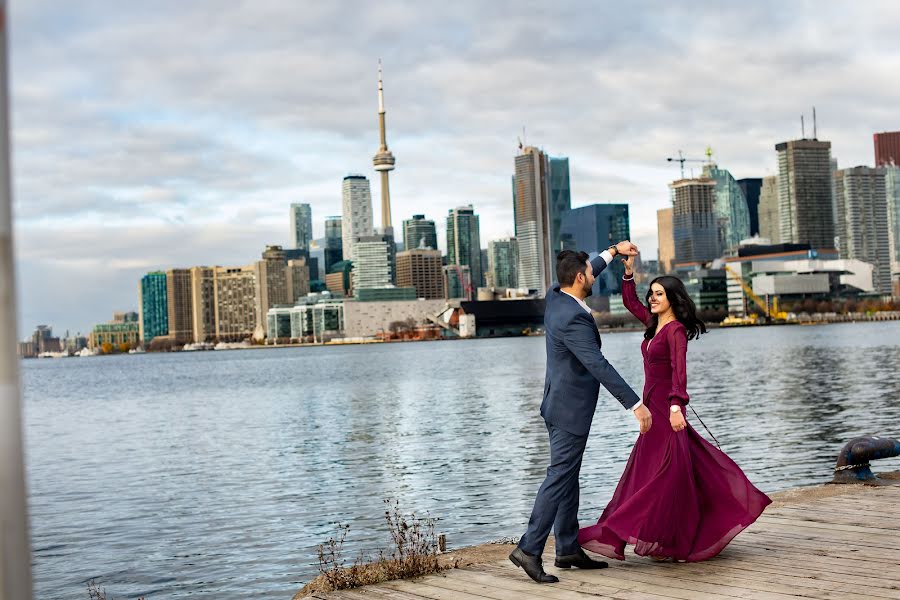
[577, 277, 771, 562]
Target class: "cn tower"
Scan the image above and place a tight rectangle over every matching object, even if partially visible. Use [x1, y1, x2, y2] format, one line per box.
[372, 60, 395, 234]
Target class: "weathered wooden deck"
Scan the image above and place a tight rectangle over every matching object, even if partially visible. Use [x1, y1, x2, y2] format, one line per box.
[314, 484, 900, 600]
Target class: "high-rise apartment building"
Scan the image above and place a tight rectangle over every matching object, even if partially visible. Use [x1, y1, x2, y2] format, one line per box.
[737, 178, 762, 237]
[341, 175, 374, 263]
[290, 203, 313, 251]
[255, 245, 291, 330]
[351, 235, 393, 293]
[874, 131, 900, 167]
[776, 139, 835, 249]
[559, 204, 630, 294]
[488, 237, 518, 289]
[833, 166, 892, 294]
[139, 271, 168, 344]
[657, 207, 675, 274]
[324, 216, 343, 274]
[214, 265, 257, 340]
[514, 146, 553, 292]
[886, 167, 900, 277]
[670, 178, 720, 265]
[396, 249, 443, 299]
[166, 268, 194, 342]
[443, 265, 472, 300]
[446, 205, 483, 290]
[190, 266, 216, 343]
[703, 164, 751, 252]
[403, 214, 438, 250]
[757, 175, 780, 243]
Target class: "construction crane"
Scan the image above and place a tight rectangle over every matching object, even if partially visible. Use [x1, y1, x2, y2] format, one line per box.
[667, 147, 714, 179]
[723, 265, 788, 323]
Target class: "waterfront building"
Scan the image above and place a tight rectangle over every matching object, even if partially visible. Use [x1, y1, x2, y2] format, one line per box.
[833, 166, 892, 294]
[396, 249, 444, 300]
[290, 203, 313, 251]
[670, 178, 720, 265]
[89, 313, 141, 350]
[190, 266, 216, 343]
[373, 62, 396, 237]
[341, 175, 374, 263]
[488, 237, 518, 289]
[287, 258, 311, 303]
[757, 175, 780, 243]
[447, 205, 483, 290]
[885, 167, 900, 280]
[738, 178, 762, 237]
[657, 207, 675, 274]
[874, 131, 900, 167]
[266, 292, 345, 343]
[776, 138, 835, 249]
[325, 260, 353, 297]
[443, 264, 473, 300]
[324, 216, 343, 274]
[672, 266, 728, 311]
[351, 235, 393, 294]
[354, 287, 416, 302]
[703, 164, 752, 253]
[254, 245, 291, 334]
[403, 214, 437, 251]
[513, 146, 553, 292]
[213, 265, 257, 341]
[342, 298, 446, 339]
[20, 325, 62, 357]
[560, 203, 630, 295]
[139, 271, 168, 344]
[166, 268, 194, 342]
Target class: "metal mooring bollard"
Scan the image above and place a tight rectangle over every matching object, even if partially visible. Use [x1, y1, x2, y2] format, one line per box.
[832, 436, 900, 485]
[438, 533, 446, 553]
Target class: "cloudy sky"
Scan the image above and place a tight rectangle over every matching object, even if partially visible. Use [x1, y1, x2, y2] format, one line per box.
[9, 1, 900, 335]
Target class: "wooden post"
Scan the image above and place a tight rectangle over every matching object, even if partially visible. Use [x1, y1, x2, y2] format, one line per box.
[0, 2, 34, 598]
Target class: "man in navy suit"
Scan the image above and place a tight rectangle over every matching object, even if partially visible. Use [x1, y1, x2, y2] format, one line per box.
[510, 242, 653, 583]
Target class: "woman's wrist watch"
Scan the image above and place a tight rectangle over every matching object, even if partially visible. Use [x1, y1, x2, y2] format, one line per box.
[670, 405, 681, 413]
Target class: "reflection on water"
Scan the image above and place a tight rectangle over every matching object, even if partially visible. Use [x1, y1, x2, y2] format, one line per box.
[23, 321, 900, 599]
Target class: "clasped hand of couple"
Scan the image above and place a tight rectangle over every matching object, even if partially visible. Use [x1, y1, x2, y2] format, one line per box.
[614, 241, 687, 436]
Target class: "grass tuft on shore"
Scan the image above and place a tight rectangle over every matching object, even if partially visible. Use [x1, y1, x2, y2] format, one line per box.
[295, 498, 453, 598]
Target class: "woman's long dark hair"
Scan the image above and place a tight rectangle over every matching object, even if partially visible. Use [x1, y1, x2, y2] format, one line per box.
[643, 275, 707, 341]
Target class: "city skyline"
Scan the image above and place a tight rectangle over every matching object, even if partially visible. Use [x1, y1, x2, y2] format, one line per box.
[10, 2, 900, 334]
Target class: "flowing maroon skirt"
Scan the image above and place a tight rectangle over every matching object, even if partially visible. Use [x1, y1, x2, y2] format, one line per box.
[578, 411, 772, 562]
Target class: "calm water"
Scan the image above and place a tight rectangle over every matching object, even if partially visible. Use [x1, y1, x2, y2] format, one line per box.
[23, 321, 900, 599]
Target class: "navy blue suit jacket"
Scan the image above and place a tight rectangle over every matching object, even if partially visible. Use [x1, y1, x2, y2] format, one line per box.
[540, 254, 641, 436]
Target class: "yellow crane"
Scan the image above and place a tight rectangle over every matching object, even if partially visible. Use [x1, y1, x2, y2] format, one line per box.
[723, 265, 788, 323]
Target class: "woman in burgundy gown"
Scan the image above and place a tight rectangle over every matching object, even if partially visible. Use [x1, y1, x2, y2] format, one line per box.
[578, 256, 771, 562]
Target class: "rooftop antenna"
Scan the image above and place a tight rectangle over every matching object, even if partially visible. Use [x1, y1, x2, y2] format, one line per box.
[801, 114, 806, 139]
[812, 106, 817, 139]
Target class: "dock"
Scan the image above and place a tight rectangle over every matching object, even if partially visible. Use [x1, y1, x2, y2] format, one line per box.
[310, 483, 900, 600]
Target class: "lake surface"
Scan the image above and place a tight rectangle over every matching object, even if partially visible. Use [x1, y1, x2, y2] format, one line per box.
[22, 321, 900, 599]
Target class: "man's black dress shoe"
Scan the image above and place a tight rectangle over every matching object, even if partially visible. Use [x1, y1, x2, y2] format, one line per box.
[509, 547, 559, 583]
[554, 548, 609, 569]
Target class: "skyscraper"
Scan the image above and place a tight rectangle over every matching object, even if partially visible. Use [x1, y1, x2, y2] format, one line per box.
[488, 237, 519, 289]
[254, 245, 290, 331]
[190, 266, 216, 343]
[833, 166, 892, 294]
[290, 203, 313, 251]
[514, 146, 552, 292]
[351, 235, 393, 292]
[396, 249, 443, 299]
[139, 271, 168, 344]
[776, 139, 835, 249]
[443, 265, 472, 300]
[874, 131, 900, 167]
[372, 61, 396, 236]
[403, 214, 438, 250]
[548, 156, 572, 260]
[757, 175, 780, 243]
[737, 178, 762, 237]
[657, 207, 675, 274]
[670, 178, 720, 265]
[703, 164, 751, 252]
[447, 205, 483, 290]
[166, 268, 194, 342]
[324, 216, 343, 274]
[559, 204, 630, 295]
[214, 265, 257, 340]
[341, 175, 374, 262]
[886, 167, 900, 277]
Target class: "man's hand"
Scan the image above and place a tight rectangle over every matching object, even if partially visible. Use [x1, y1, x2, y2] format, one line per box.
[634, 404, 652, 434]
[615, 240, 638, 257]
[670, 407, 687, 432]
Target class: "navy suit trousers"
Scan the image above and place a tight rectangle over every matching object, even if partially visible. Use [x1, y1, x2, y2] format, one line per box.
[518, 422, 589, 557]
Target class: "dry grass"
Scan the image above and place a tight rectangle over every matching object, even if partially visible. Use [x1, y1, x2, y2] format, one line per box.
[294, 499, 453, 599]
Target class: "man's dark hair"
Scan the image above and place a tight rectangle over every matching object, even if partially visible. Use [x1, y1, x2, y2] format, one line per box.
[556, 250, 590, 286]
